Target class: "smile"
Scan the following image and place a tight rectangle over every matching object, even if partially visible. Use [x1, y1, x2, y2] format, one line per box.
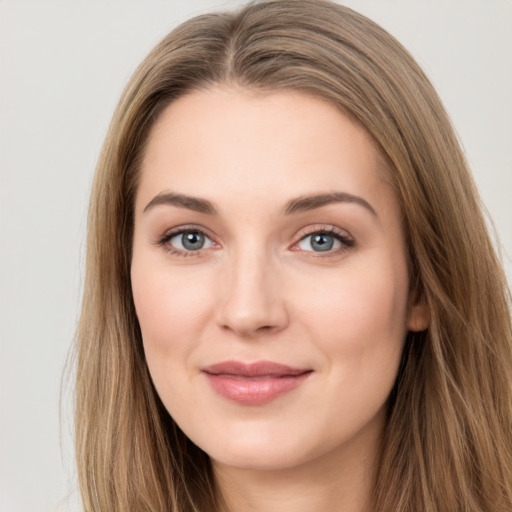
[201, 361, 313, 405]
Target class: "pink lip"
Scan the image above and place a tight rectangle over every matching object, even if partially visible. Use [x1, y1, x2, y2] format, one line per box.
[201, 361, 312, 405]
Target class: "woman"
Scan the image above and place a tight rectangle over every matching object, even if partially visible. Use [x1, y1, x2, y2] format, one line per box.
[75, 1, 512, 510]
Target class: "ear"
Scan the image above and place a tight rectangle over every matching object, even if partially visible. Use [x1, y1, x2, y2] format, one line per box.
[406, 297, 430, 332]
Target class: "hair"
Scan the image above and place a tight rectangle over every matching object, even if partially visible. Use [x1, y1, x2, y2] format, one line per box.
[75, 1, 512, 510]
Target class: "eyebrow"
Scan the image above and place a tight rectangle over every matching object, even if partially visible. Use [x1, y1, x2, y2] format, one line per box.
[283, 192, 377, 217]
[143, 192, 217, 215]
[143, 190, 377, 217]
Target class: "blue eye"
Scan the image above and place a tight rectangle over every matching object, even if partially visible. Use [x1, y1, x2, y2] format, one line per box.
[297, 231, 352, 253]
[298, 233, 340, 252]
[167, 230, 215, 252]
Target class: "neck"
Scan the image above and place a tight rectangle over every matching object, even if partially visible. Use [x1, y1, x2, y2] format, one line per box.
[213, 418, 382, 512]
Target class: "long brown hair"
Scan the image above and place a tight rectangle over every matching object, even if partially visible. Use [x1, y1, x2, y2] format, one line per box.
[75, 1, 512, 510]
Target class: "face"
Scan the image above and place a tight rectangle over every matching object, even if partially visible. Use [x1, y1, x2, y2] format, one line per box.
[131, 87, 429, 473]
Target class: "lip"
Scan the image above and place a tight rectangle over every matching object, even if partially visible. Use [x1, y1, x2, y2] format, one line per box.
[201, 360, 312, 405]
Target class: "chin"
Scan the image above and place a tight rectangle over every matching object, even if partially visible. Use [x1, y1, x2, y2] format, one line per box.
[188, 423, 305, 471]
[197, 424, 343, 473]
[187, 403, 388, 475]
[210, 445, 308, 472]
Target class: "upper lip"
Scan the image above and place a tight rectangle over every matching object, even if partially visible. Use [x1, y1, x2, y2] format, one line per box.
[202, 360, 312, 377]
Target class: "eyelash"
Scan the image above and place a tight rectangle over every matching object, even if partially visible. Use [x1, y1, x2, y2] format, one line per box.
[156, 225, 354, 258]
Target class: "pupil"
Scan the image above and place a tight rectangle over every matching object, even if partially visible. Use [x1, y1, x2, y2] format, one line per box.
[311, 234, 333, 252]
[182, 231, 204, 250]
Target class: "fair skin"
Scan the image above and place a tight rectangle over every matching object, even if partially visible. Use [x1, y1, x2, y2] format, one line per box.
[131, 86, 429, 512]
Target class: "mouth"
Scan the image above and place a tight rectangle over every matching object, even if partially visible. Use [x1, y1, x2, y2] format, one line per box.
[201, 360, 313, 405]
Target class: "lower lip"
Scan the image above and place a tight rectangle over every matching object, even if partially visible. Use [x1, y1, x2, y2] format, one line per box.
[204, 372, 311, 405]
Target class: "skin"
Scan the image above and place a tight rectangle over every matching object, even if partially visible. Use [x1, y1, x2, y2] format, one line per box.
[131, 86, 429, 512]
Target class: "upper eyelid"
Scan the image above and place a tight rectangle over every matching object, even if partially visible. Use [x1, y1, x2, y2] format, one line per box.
[293, 224, 353, 241]
[159, 224, 215, 241]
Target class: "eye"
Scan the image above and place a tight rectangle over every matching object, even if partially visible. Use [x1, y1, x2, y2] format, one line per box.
[158, 228, 217, 256]
[298, 232, 340, 252]
[170, 230, 213, 251]
[294, 228, 354, 254]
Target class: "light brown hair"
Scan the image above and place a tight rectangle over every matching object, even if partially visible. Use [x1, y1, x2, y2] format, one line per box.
[75, 1, 512, 510]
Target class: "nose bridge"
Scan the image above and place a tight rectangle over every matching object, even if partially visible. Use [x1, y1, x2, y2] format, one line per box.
[216, 240, 287, 336]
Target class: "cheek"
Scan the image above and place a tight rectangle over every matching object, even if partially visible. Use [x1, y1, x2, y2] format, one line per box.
[292, 257, 410, 440]
[130, 258, 219, 421]
[131, 255, 215, 369]
[296, 255, 410, 367]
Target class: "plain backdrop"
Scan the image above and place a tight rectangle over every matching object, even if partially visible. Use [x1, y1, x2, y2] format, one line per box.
[1, 1, 511, 511]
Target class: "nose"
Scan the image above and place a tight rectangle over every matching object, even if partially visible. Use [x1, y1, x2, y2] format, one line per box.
[215, 248, 289, 338]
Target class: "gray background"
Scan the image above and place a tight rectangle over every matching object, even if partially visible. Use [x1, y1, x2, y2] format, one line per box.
[1, 1, 511, 511]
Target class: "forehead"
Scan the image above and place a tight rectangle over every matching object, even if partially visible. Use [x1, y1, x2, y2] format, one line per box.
[137, 86, 394, 216]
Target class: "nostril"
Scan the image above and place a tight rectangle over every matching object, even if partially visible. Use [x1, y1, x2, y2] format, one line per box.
[257, 325, 275, 332]
[219, 320, 284, 338]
